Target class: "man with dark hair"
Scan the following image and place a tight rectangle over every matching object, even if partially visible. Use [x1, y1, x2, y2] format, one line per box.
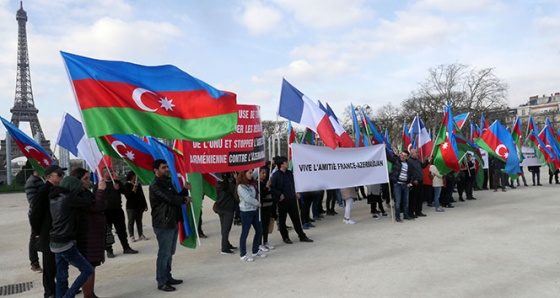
[25, 170, 44, 273]
[388, 150, 413, 222]
[150, 159, 191, 292]
[93, 167, 138, 258]
[30, 165, 66, 298]
[270, 156, 313, 244]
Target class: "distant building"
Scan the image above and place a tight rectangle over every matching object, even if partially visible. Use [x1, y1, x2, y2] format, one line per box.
[516, 92, 560, 130]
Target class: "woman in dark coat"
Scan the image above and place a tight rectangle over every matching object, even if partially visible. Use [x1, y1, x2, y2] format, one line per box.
[71, 168, 107, 298]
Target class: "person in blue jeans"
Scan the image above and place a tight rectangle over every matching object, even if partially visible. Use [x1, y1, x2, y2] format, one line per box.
[149, 159, 191, 292]
[388, 150, 413, 222]
[236, 169, 264, 262]
[49, 176, 96, 298]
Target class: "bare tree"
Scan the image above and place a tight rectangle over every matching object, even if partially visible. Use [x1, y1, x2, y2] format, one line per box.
[403, 63, 509, 135]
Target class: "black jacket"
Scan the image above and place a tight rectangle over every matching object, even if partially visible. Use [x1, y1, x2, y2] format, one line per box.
[215, 176, 236, 213]
[25, 175, 44, 215]
[93, 180, 125, 210]
[270, 170, 297, 202]
[388, 158, 413, 184]
[30, 181, 54, 252]
[124, 182, 148, 210]
[49, 186, 93, 244]
[408, 157, 429, 182]
[149, 176, 187, 229]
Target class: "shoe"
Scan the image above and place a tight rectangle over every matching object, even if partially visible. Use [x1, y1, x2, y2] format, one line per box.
[343, 218, 356, 225]
[417, 213, 427, 217]
[252, 251, 267, 258]
[404, 217, 414, 220]
[502, 189, 506, 192]
[382, 213, 389, 217]
[493, 189, 498, 192]
[283, 238, 293, 244]
[228, 245, 238, 250]
[264, 243, 275, 250]
[300, 237, 314, 243]
[221, 249, 235, 255]
[411, 214, 418, 218]
[450, 199, 457, 203]
[459, 197, 464, 202]
[524, 184, 528, 187]
[326, 211, 336, 216]
[332, 210, 338, 215]
[372, 214, 380, 219]
[240, 255, 254, 262]
[234, 219, 241, 226]
[139, 235, 149, 241]
[129, 236, 136, 243]
[427, 203, 434, 207]
[445, 204, 455, 208]
[107, 250, 115, 258]
[469, 197, 477, 200]
[538, 184, 543, 186]
[167, 278, 183, 285]
[258, 245, 269, 252]
[307, 222, 316, 228]
[309, 218, 316, 222]
[158, 284, 176, 292]
[435, 207, 445, 212]
[396, 219, 403, 223]
[30, 263, 42, 273]
[302, 224, 310, 230]
[123, 248, 138, 254]
[286, 226, 293, 230]
[199, 233, 208, 239]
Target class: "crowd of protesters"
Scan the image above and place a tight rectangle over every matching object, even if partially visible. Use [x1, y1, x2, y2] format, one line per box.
[23, 149, 552, 296]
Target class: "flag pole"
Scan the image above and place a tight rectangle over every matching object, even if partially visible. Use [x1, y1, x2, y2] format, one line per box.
[189, 201, 201, 247]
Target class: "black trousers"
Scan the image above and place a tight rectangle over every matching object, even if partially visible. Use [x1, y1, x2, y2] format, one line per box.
[278, 199, 306, 240]
[532, 170, 540, 185]
[424, 185, 434, 204]
[409, 183, 423, 215]
[42, 249, 56, 298]
[261, 206, 273, 244]
[28, 222, 39, 265]
[464, 176, 474, 199]
[492, 170, 507, 190]
[218, 211, 234, 251]
[549, 169, 559, 184]
[368, 194, 385, 213]
[300, 193, 313, 224]
[326, 189, 337, 212]
[105, 208, 130, 251]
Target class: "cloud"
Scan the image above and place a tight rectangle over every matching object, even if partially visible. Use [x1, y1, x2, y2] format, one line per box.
[236, 0, 283, 35]
[414, 0, 504, 13]
[273, 0, 374, 28]
[533, 16, 560, 33]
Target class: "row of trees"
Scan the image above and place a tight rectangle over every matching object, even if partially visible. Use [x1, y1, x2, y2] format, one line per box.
[263, 63, 515, 158]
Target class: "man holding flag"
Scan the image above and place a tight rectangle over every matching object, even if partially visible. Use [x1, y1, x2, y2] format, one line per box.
[149, 159, 191, 292]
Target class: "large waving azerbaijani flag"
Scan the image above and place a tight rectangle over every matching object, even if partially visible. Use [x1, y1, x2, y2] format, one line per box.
[1, 116, 53, 175]
[61, 52, 237, 141]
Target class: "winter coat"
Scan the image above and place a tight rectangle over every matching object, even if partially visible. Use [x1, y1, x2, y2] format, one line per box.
[124, 182, 148, 211]
[30, 181, 54, 253]
[49, 186, 94, 244]
[76, 188, 107, 264]
[216, 176, 236, 213]
[150, 176, 187, 229]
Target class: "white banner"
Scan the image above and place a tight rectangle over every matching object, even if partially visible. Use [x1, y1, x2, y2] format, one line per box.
[480, 149, 489, 169]
[291, 143, 389, 192]
[520, 146, 542, 167]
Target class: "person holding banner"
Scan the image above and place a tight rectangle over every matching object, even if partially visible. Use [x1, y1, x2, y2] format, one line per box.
[236, 170, 265, 262]
[270, 156, 314, 244]
[388, 150, 414, 222]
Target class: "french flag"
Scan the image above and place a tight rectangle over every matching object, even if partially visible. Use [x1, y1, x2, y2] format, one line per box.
[318, 100, 354, 148]
[409, 115, 433, 160]
[57, 113, 104, 172]
[278, 79, 338, 149]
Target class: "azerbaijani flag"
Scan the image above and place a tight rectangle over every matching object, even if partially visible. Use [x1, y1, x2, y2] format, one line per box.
[432, 105, 460, 174]
[96, 134, 155, 184]
[402, 120, 412, 152]
[453, 112, 469, 129]
[475, 120, 520, 177]
[61, 52, 237, 141]
[1, 116, 53, 175]
[511, 116, 524, 162]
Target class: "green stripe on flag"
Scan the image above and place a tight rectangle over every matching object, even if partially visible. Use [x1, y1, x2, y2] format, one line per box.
[82, 107, 237, 141]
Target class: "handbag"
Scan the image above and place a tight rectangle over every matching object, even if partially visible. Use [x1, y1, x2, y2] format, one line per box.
[268, 217, 276, 234]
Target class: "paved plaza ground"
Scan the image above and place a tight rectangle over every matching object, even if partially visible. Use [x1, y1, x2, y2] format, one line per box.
[1, 180, 559, 298]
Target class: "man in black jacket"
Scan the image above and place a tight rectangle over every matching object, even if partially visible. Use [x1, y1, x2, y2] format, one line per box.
[25, 170, 44, 273]
[270, 156, 313, 244]
[150, 159, 191, 292]
[407, 149, 430, 218]
[216, 172, 237, 254]
[388, 150, 413, 222]
[93, 167, 137, 258]
[30, 165, 65, 298]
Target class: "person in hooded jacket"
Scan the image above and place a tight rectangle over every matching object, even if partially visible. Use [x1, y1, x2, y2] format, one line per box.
[49, 176, 95, 298]
[216, 172, 238, 255]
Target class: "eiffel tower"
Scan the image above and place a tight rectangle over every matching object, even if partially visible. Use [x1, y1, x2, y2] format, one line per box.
[1, 1, 52, 167]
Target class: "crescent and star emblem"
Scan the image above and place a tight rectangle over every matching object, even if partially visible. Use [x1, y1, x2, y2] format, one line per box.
[132, 88, 175, 112]
[24, 145, 39, 153]
[495, 144, 508, 159]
